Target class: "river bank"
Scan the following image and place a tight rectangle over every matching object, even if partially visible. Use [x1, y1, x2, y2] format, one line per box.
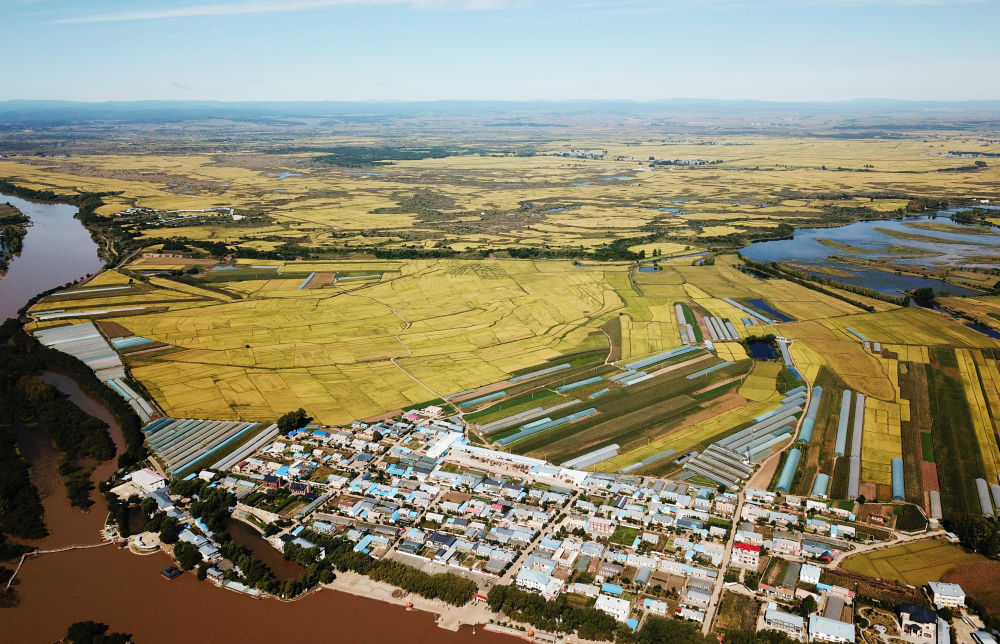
[0, 369, 514, 643]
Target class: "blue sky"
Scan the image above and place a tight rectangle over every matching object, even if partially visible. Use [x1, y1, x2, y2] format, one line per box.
[1, 0, 998, 102]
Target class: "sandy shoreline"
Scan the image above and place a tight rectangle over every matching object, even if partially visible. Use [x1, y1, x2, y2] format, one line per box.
[325, 571, 497, 632]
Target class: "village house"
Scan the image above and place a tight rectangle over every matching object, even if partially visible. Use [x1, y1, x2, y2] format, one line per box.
[899, 604, 937, 640]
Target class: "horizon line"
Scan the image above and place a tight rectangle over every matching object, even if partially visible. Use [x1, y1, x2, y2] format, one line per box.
[4, 97, 1000, 105]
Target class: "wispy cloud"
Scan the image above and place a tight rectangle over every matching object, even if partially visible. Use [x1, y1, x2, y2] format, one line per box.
[54, 0, 522, 24]
[575, 0, 987, 12]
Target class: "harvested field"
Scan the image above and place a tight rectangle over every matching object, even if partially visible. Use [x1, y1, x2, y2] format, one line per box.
[941, 560, 1000, 615]
[920, 462, 940, 493]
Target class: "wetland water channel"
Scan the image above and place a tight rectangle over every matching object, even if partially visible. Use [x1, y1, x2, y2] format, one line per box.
[0, 192, 504, 643]
[0, 193, 103, 321]
[740, 212, 999, 298]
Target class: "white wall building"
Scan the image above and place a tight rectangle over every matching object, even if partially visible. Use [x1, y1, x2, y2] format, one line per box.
[132, 468, 168, 494]
[799, 563, 822, 585]
[808, 614, 855, 643]
[764, 602, 804, 637]
[595, 594, 631, 622]
[731, 543, 760, 568]
[927, 582, 965, 607]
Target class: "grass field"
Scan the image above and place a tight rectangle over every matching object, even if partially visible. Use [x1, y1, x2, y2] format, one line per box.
[713, 591, 759, 634]
[840, 539, 986, 587]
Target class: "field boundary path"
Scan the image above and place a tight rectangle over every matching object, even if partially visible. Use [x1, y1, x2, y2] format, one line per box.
[332, 278, 463, 421]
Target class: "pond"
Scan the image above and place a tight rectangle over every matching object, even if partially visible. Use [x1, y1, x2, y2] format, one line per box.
[745, 341, 779, 360]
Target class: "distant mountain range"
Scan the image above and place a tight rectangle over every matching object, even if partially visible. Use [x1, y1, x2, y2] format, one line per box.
[2, 98, 999, 125]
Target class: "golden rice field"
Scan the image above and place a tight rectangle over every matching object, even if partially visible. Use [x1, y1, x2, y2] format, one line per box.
[861, 397, 903, 485]
[738, 361, 783, 402]
[29, 237, 1000, 433]
[882, 344, 930, 364]
[776, 334, 896, 400]
[713, 341, 749, 363]
[938, 296, 1000, 334]
[23, 249, 883, 427]
[788, 340, 824, 385]
[840, 538, 985, 587]
[3, 134, 998, 257]
[818, 307, 1000, 349]
[13, 132, 998, 447]
[955, 349, 1000, 482]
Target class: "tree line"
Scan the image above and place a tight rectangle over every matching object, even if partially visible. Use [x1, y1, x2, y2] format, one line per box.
[0, 318, 147, 539]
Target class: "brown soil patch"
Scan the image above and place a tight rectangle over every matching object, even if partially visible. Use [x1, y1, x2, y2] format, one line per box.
[858, 481, 878, 500]
[749, 451, 782, 490]
[97, 320, 134, 339]
[856, 503, 891, 523]
[119, 341, 168, 355]
[942, 560, 1000, 615]
[305, 272, 335, 289]
[447, 380, 513, 404]
[921, 462, 940, 492]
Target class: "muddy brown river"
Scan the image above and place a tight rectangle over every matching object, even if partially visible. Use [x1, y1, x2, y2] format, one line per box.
[1, 376, 508, 643]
